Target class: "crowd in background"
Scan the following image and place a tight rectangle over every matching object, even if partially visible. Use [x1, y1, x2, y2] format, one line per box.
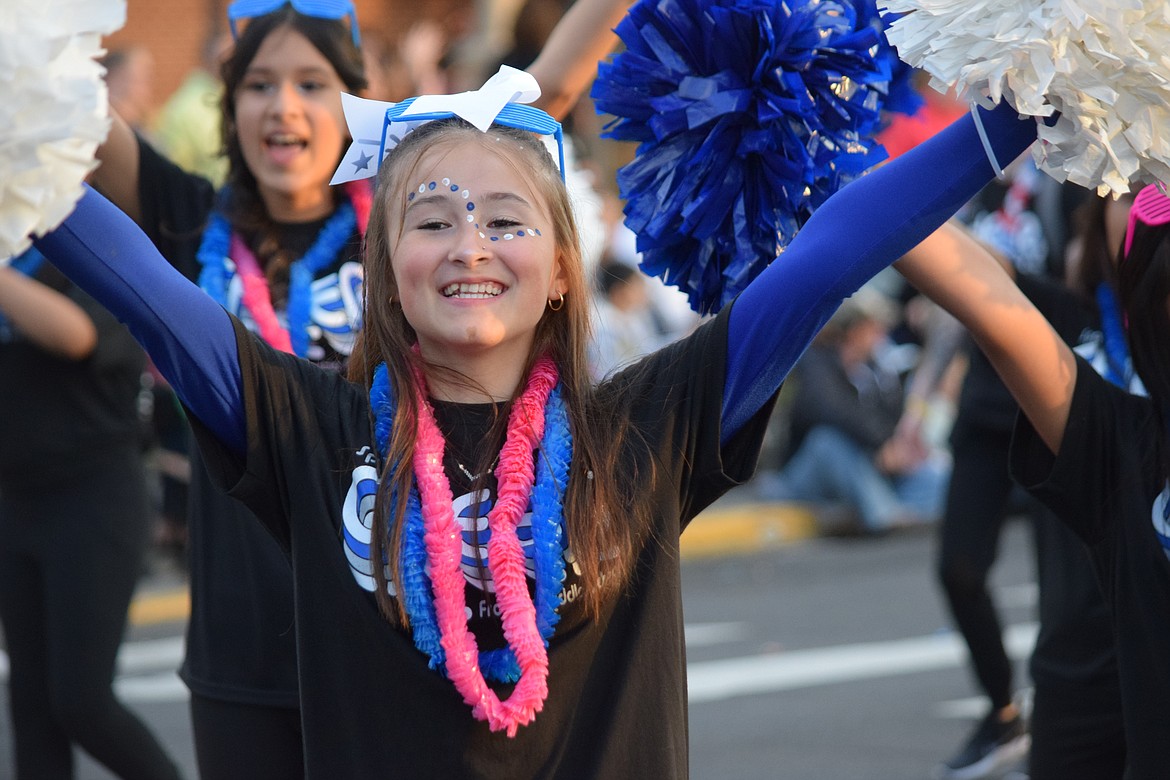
[1, 3, 1143, 780]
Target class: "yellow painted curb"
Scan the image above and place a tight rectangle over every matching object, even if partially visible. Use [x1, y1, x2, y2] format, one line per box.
[681, 503, 818, 560]
[129, 588, 190, 626]
[127, 503, 817, 623]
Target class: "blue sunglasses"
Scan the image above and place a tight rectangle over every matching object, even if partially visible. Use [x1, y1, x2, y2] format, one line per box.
[381, 99, 567, 182]
[227, 0, 361, 47]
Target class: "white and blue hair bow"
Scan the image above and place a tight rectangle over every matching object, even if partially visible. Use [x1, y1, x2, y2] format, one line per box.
[330, 65, 566, 186]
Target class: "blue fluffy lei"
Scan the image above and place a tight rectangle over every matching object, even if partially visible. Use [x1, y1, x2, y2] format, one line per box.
[196, 199, 356, 356]
[369, 364, 571, 682]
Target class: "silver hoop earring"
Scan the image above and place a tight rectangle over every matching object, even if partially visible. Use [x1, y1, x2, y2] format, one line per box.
[547, 292, 565, 312]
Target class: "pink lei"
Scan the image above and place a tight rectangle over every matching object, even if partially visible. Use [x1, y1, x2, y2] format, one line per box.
[411, 355, 558, 735]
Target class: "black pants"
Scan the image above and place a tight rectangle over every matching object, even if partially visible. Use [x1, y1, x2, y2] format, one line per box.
[937, 424, 1025, 712]
[940, 423, 1126, 778]
[0, 452, 182, 779]
[190, 694, 304, 780]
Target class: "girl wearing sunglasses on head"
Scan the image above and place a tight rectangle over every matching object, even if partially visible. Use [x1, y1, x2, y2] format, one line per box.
[87, 1, 632, 777]
[35, 40, 1041, 771]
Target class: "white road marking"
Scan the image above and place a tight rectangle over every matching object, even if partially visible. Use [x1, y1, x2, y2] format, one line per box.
[687, 623, 1037, 704]
[0, 623, 1039, 706]
[684, 622, 749, 647]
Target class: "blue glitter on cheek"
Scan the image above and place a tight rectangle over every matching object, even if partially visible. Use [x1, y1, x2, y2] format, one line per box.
[408, 192, 415, 201]
[428, 182, 437, 190]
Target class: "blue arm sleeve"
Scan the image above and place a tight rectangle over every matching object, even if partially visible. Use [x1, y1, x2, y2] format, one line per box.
[721, 101, 1039, 442]
[34, 184, 247, 455]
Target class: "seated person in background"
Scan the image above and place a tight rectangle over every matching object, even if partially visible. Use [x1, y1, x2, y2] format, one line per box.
[588, 260, 660, 379]
[762, 285, 949, 534]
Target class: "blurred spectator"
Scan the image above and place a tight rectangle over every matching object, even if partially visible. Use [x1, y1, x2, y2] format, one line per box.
[761, 285, 949, 534]
[876, 70, 966, 162]
[361, 22, 449, 102]
[589, 260, 660, 379]
[605, 210, 699, 340]
[101, 44, 156, 135]
[0, 250, 182, 778]
[153, 30, 232, 186]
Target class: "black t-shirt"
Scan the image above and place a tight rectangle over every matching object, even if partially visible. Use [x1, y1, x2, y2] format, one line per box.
[0, 261, 145, 490]
[1011, 357, 1170, 777]
[1005, 275, 1121, 724]
[192, 306, 773, 778]
[136, 139, 363, 705]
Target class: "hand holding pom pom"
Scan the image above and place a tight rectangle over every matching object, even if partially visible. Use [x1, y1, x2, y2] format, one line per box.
[0, 0, 125, 263]
[881, 0, 1170, 196]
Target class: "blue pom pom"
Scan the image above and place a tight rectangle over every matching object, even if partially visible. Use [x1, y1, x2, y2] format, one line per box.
[592, 0, 898, 314]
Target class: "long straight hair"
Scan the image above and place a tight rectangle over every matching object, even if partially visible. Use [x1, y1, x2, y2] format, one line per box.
[349, 119, 656, 624]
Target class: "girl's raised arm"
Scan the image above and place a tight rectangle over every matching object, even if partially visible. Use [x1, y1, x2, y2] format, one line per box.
[720, 101, 1039, 440]
[34, 185, 247, 455]
[89, 109, 144, 224]
[894, 221, 1077, 453]
[526, 0, 632, 120]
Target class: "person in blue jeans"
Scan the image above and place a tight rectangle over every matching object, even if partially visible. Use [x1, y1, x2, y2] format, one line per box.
[766, 286, 949, 533]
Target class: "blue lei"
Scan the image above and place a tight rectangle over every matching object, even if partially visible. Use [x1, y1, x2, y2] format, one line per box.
[1095, 283, 1132, 389]
[195, 201, 356, 356]
[369, 363, 571, 682]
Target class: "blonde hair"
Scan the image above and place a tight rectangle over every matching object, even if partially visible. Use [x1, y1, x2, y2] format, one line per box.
[350, 119, 655, 624]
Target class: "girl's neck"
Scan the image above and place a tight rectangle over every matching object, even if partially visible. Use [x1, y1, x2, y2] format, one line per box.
[421, 345, 533, 404]
[259, 183, 334, 223]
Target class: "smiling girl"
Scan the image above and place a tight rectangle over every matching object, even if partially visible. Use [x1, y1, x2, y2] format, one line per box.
[37, 60, 1039, 776]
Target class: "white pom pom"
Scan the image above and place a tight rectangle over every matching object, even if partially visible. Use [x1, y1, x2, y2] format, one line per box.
[0, 0, 126, 262]
[881, 0, 1170, 196]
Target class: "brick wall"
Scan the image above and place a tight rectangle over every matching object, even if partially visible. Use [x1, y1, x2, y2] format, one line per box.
[102, 0, 628, 195]
[103, 0, 477, 120]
